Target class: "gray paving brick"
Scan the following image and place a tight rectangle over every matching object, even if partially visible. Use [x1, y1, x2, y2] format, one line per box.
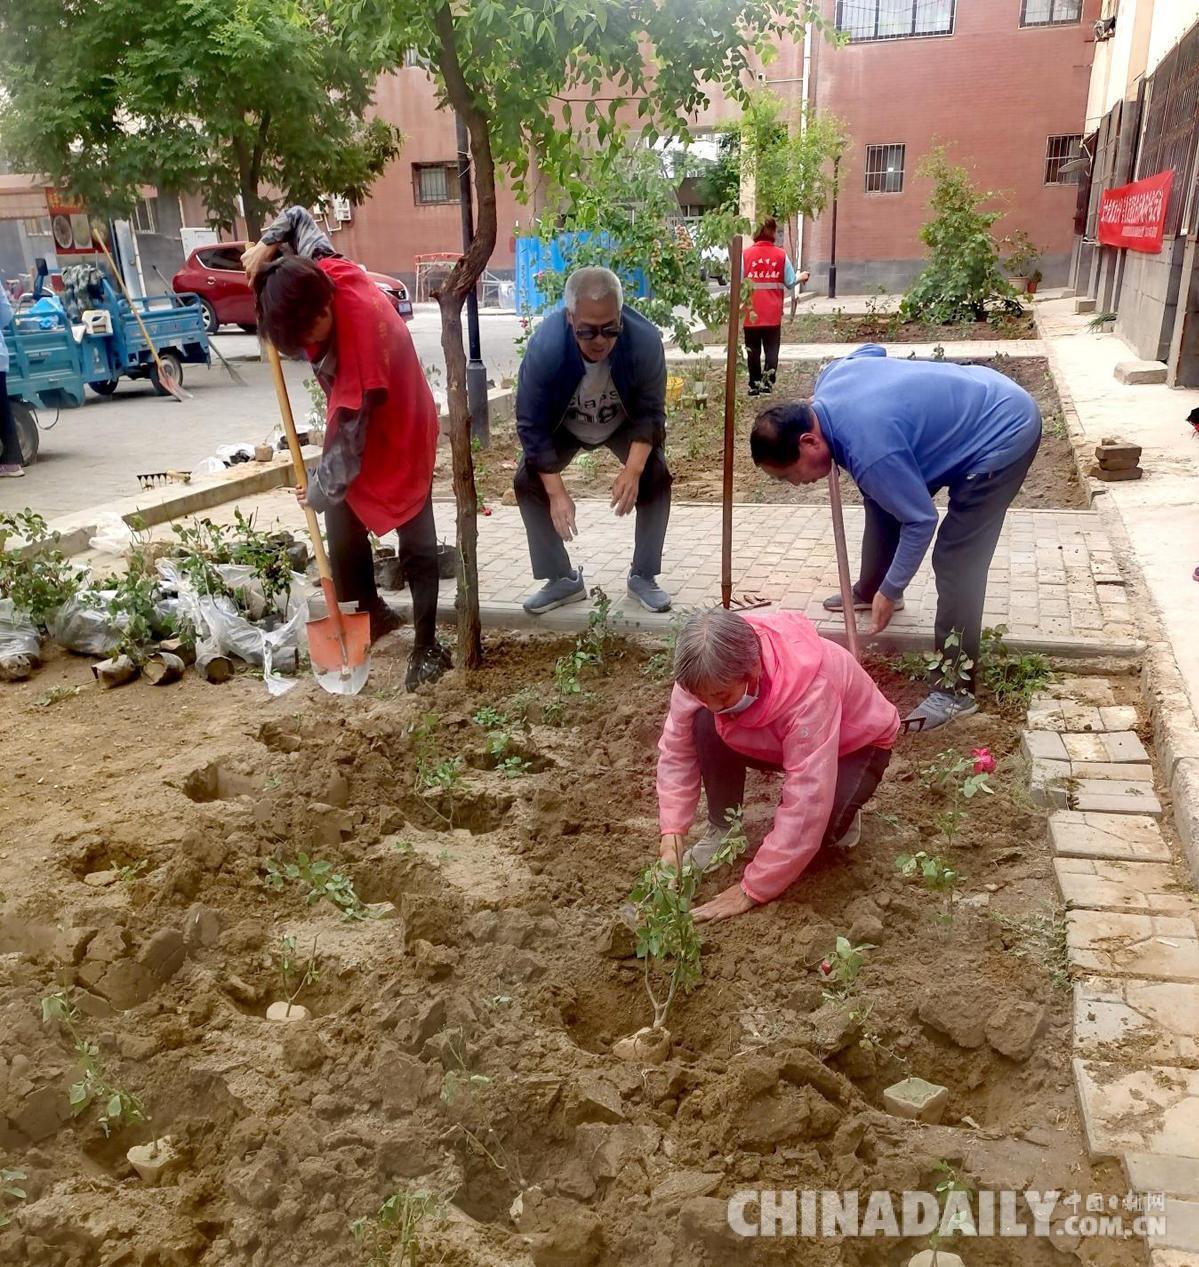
[1022, 730, 1070, 762]
[1070, 779, 1163, 817]
[1124, 1152, 1199, 1200]
[1055, 858, 1193, 914]
[1071, 761, 1154, 782]
[1031, 758, 1072, 808]
[1067, 911, 1199, 980]
[1073, 1059, 1199, 1160]
[1100, 705, 1141, 732]
[1050, 811, 1171, 862]
[1076, 978, 1199, 1068]
[1150, 1199, 1199, 1253]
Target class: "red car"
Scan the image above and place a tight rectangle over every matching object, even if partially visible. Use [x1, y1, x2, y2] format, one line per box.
[171, 241, 413, 334]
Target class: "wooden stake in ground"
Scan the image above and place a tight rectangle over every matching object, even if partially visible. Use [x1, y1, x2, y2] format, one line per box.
[827, 465, 860, 661]
[721, 234, 744, 610]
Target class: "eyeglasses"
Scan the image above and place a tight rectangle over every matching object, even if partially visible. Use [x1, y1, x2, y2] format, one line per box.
[574, 322, 622, 342]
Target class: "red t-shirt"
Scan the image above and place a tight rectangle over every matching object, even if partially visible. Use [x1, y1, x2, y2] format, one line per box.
[317, 256, 439, 534]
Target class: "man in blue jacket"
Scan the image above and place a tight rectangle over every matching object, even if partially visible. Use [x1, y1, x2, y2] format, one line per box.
[750, 345, 1042, 730]
[514, 267, 672, 614]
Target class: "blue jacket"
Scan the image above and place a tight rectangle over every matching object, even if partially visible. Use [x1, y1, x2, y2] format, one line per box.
[516, 305, 666, 471]
[0, 287, 13, 375]
[813, 345, 1041, 600]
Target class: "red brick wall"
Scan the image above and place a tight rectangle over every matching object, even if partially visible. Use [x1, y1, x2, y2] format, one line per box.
[804, 0, 1099, 288]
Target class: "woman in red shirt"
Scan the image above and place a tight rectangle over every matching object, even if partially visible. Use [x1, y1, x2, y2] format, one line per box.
[243, 208, 449, 691]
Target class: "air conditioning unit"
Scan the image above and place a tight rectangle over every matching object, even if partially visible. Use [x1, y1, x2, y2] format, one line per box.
[332, 196, 353, 223]
[1093, 16, 1116, 41]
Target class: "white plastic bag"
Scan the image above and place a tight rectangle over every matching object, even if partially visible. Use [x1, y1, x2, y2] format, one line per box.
[191, 456, 227, 478]
[88, 512, 136, 557]
[0, 598, 41, 679]
[157, 559, 312, 696]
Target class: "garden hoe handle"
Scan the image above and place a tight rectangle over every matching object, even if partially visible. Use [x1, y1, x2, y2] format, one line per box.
[265, 343, 351, 659]
[93, 233, 188, 402]
[721, 233, 744, 609]
[828, 464, 860, 661]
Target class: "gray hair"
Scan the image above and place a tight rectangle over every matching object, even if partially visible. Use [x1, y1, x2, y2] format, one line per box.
[673, 608, 761, 694]
[564, 266, 623, 314]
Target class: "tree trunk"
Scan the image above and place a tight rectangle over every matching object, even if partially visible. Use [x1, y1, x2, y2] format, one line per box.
[433, 4, 499, 670]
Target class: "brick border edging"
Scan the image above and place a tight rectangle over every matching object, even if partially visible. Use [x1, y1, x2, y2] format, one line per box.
[1034, 303, 1199, 885]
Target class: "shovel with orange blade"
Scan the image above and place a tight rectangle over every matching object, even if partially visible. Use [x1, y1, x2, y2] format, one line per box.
[266, 343, 371, 695]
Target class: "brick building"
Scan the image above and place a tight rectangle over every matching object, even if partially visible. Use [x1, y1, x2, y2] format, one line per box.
[801, 0, 1101, 292]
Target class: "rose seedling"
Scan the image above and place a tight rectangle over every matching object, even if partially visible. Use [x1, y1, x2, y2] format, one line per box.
[630, 807, 748, 1030]
[919, 746, 994, 849]
[41, 991, 146, 1137]
[819, 936, 874, 1002]
[896, 850, 959, 925]
[0, 1167, 27, 1228]
[351, 1189, 446, 1267]
[274, 934, 320, 1018]
[263, 854, 369, 921]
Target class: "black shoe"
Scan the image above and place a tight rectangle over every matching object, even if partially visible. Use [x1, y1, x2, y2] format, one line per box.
[406, 642, 452, 692]
[369, 603, 405, 644]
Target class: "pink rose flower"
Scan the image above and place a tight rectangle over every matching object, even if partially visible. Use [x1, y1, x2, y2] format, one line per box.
[971, 746, 996, 775]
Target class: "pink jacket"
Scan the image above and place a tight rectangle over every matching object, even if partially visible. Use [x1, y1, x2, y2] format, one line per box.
[657, 611, 900, 904]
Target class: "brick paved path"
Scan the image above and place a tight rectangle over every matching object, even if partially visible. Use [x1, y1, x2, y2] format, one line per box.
[183, 490, 1141, 657]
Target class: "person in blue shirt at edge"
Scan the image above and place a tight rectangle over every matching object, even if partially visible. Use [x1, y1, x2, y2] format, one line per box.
[750, 344, 1042, 731]
[514, 266, 672, 615]
[0, 284, 25, 478]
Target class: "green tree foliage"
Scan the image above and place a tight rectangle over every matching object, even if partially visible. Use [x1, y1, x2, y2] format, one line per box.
[532, 143, 736, 351]
[901, 148, 1021, 325]
[0, 0, 401, 238]
[339, 0, 828, 667]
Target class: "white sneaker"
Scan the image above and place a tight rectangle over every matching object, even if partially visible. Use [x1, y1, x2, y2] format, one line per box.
[831, 810, 861, 850]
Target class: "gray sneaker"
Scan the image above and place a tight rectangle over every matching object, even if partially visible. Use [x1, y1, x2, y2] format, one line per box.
[682, 821, 729, 872]
[822, 591, 904, 613]
[523, 568, 586, 615]
[628, 572, 671, 613]
[904, 689, 979, 732]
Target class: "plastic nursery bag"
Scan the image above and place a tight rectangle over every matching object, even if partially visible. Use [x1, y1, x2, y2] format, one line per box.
[157, 559, 312, 696]
[0, 598, 41, 678]
[47, 587, 179, 656]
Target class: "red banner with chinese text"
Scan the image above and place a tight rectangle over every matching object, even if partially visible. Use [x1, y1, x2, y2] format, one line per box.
[1097, 170, 1174, 253]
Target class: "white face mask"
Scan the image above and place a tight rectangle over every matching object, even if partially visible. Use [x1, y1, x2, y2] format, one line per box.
[717, 687, 758, 716]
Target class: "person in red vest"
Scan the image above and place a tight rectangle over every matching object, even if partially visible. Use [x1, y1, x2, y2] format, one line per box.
[242, 206, 451, 692]
[742, 216, 802, 397]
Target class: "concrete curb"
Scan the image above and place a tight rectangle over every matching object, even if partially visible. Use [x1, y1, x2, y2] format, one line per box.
[1035, 302, 1199, 884]
[382, 588, 1142, 661]
[41, 448, 319, 557]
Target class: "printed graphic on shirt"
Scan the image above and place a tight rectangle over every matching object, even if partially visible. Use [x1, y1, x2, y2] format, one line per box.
[563, 358, 628, 446]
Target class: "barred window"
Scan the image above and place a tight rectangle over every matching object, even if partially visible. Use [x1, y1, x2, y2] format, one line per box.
[865, 144, 906, 193]
[1044, 134, 1083, 184]
[835, 0, 955, 42]
[413, 163, 458, 205]
[1020, 0, 1083, 26]
[131, 196, 157, 234]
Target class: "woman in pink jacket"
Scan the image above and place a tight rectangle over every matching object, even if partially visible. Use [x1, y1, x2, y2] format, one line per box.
[657, 607, 900, 922]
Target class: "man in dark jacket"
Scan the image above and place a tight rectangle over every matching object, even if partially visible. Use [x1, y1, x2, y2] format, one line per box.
[515, 266, 672, 613]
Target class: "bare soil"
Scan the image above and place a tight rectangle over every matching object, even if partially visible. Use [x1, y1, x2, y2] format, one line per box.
[695, 312, 1038, 347]
[459, 357, 1084, 513]
[0, 632, 1137, 1266]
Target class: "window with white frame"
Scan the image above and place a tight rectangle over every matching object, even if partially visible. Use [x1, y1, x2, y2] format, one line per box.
[1044, 134, 1083, 184]
[1020, 0, 1082, 26]
[865, 144, 906, 193]
[131, 196, 158, 234]
[23, 216, 52, 236]
[835, 0, 954, 42]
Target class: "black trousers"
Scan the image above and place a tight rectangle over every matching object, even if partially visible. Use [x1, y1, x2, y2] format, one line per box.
[514, 421, 672, 580]
[693, 709, 892, 843]
[745, 326, 782, 394]
[0, 373, 22, 466]
[324, 489, 439, 650]
[849, 437, 1041, 691]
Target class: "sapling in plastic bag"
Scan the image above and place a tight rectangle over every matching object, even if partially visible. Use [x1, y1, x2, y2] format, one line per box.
[0, 598, 41, 680]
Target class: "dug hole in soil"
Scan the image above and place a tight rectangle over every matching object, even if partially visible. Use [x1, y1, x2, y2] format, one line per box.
[0, 630, 1137, 1266]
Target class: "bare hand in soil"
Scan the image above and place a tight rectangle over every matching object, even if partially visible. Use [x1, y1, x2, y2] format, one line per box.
[610, 466, 639, 517]
[549, 491, 577, 541]
[659, 833, 685, 868]
[693, 881, 755, 924]
[870, 591, 895, 635]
